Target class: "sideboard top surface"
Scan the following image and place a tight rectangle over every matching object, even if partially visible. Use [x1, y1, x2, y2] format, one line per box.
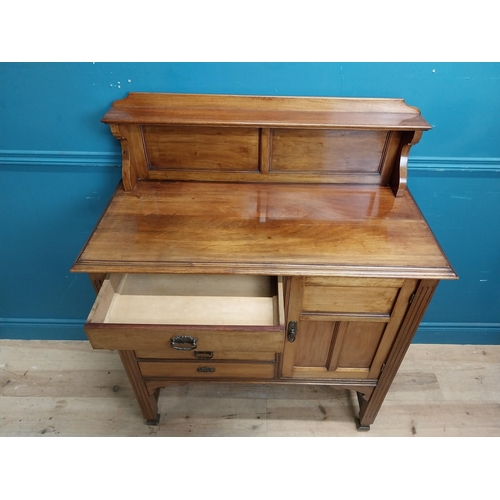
[72, 180, 456, 279]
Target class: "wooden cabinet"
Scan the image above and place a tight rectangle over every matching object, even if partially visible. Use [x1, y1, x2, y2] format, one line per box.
[72, 93, 456, 429]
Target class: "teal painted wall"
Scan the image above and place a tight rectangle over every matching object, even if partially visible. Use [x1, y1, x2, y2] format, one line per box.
[1, 62, 499, 343]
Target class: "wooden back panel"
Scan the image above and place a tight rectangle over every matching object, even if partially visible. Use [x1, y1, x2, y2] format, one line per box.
[102, 93, 431, 195]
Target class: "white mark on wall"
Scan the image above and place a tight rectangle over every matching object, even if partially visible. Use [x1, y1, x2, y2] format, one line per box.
[432, 69, 436, 73]
[128, 79, 132, 83]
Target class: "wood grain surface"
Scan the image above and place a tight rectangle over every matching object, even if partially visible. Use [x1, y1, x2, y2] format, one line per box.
[72, 181, 456, 279]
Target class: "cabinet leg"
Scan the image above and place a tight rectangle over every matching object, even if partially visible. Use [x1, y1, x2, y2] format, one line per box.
[357, 280, 438, 429]
[119, 350, 160, 424]
[355, 392, 371, 431]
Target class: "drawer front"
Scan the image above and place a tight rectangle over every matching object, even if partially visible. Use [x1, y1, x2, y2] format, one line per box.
[138, 361, 276, 379]
[84, 325, 284, 352]
[302, 277, 402, 315]
[134, 348, 276, 362]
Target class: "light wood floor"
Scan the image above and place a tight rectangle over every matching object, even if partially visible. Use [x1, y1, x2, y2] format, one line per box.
[1, 340, 499, 436]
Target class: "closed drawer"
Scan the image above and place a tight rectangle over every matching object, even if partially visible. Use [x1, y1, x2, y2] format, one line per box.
[302, 277, 403, 316]
[85, 274, 285, 352]
[138, 361, 276, 379]
[135, 349, 276, 362]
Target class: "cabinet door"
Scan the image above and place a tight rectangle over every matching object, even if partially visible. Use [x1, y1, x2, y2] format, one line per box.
[281, 277, 418, 380]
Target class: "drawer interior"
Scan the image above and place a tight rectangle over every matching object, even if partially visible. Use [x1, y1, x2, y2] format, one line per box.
[88, 274, 284, 327]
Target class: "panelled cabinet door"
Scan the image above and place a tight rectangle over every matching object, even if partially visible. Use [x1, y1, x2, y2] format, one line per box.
[281, 277, 419, 380]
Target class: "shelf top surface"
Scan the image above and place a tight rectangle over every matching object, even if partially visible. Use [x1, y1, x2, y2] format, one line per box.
[101, 93, 432, 130]
[72, 180, 456, 279]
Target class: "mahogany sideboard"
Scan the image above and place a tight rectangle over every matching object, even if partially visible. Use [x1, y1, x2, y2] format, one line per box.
[71, 93, 457, 429]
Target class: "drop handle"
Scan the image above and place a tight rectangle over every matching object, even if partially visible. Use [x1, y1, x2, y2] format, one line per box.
[194, 351, 214, 359]
[197, 366, 216, 373]
[287, 321, 298, 343]
[170, 335, 198, 351]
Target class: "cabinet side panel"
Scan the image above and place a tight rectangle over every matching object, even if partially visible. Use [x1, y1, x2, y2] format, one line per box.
[358, 279, 439, 426]
[88, 273, 107, 294]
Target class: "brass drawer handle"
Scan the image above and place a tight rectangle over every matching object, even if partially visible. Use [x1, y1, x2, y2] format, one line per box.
[197, 366, 215, 373]
[170, 335, 198, 351]
[287, 321, 298, 343]
[194, 351, 214, 359]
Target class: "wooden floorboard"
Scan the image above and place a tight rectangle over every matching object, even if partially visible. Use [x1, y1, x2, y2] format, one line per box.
[1, 340, 499, 436]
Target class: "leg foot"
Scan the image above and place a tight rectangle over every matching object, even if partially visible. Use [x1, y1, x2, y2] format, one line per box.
[146, 413, 161, 426]
[355, 418, 370, 431]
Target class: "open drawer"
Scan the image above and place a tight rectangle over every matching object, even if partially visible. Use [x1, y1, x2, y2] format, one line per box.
[84, 274, 285, 354]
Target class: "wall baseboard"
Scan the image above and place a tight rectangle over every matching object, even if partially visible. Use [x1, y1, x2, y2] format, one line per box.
[1, 318, 499, 344]
[1, 150, 500, 173]
[414, 322, 500, 345]
[0, 318, 87, 341]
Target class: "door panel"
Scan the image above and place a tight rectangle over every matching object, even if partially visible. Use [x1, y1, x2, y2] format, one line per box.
[336, 322, 386, 368]
[294, 321, 336, 367]
[281, 276, 419, 380]
[290, 319, 387, 379]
